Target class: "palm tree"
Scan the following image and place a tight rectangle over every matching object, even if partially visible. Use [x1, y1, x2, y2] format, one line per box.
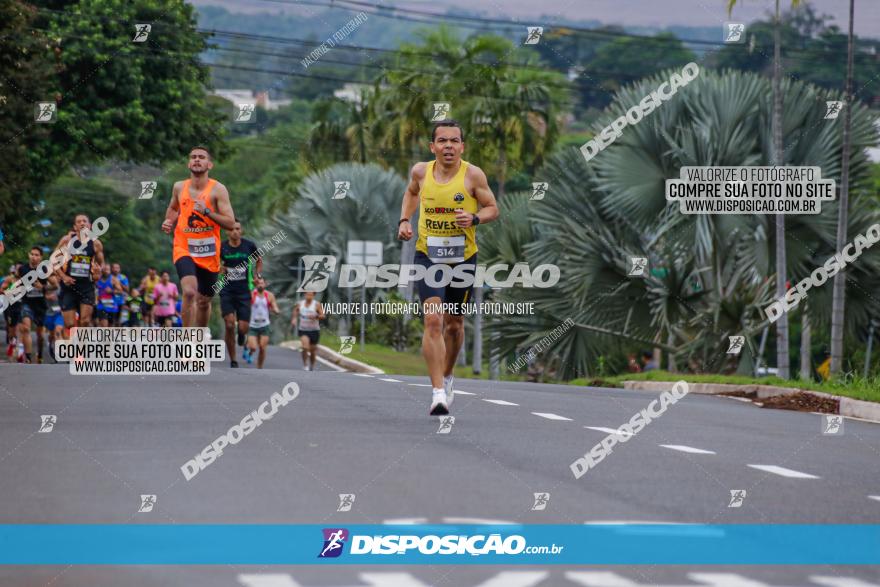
[483, 70, 879, 380]
[829, 0, 856, 374]
[262, 163, 408, 309]
[728, 0, 800, 379]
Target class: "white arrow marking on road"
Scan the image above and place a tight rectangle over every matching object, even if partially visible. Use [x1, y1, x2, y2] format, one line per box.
[532, 412, 572, 421]
[359, 573, 432, 587]
[585, 426, 633, 437]
[238, 574, 303, 587]
[868, 495, 880, 502]
[689, 572, 772, 586]
[565, 571, 640, 586]
[381, 378, 403, 382]
[444, 516, 518, 525]
[747, 464, 820, 479]
[483, 399, 519, 406]
[567, 571, 775, 587]
[811, 577, 880, 587]
[472, 571, 549, 587]
[382, 517, 428, 524]
[659, 444, 717, 455]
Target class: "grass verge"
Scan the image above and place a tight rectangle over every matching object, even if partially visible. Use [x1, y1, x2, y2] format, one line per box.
[299, 335, 880, 403]
[571, 370, 880, 403]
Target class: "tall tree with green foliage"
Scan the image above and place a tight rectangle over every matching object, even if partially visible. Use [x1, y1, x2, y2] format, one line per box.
[829, 0, 857, 375]
[1, 0, 229, 257]
[729, 0, 800, 379]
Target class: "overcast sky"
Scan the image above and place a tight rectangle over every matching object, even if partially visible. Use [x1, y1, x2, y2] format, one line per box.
[192, 0, 878, 38]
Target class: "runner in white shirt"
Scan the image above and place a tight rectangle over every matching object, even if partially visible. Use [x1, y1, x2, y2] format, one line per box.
[291, 291, 325, 371]
[245, 277, 279, 369]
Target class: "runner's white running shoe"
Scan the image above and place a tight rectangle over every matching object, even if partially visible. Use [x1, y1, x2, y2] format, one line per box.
[443, 375, 454, 406]
[430, 388, 449, 416]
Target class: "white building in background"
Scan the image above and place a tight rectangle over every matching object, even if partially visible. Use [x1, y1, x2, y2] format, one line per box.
[333, 83, 373, 105]
[212, 89, 292, 111]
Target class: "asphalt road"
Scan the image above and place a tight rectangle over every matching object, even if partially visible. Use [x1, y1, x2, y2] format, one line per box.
[1, 344, 879, 587]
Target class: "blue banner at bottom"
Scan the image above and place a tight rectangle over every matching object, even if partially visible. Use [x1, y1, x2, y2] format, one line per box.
[0, 524, 878, 565]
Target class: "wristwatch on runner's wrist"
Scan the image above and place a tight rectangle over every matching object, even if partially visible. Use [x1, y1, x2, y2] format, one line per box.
[398, 218, 410, 225]
[472, 214, 480, 226]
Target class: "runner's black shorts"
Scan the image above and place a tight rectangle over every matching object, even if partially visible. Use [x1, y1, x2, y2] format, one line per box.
[413, 251, 476, 315]
[5, 302, 22, 327]
[220, 290, 251, 321]
[299, 329, 320, 345]
[21, 300, 47, 326]
[174, 257, 218, 297]
[60, 280, 96, 311]
[95, 308, 119, 322]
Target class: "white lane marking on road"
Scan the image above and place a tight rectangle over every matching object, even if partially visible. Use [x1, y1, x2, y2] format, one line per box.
[238, 574, 302, 587]
[408, 383, 432, 387]
[585, 426, 633, 437]
[454, 390, 477, 396]
[659, 444, 717, 455]
[811, 577, 880, 587]
[567, 572, 778, 586]
[382, 517, 428, 524]
[483, 399, 519, 406]
[354, 374, 373, 378]
[473, 571, 549, 587]
[583, 520, 686, 525]
[869, 495, 880, 502]
[380, 378, 403, 382]
[359, 573, 432, 587]
[689, 572, 774, 586]
[565, 571, 640, 586]
[444, 517, 518, 525]
[532, 412, 572, 421]
[747, 464, 820, 479]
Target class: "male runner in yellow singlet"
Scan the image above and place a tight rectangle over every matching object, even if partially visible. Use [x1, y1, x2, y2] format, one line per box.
[397, 120, 499, 416]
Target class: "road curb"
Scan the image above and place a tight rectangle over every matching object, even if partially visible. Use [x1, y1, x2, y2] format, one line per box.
[622, 380, 880, 423]
[279, 340, 384, 375]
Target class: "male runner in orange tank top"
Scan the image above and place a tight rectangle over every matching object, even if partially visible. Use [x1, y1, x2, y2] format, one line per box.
[161, 147, 236, 327]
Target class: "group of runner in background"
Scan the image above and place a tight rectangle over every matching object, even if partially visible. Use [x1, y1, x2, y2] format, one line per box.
[1, 147, 326, 370]
[1, 255, 182, 364]
[1, 213, 323, 370]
